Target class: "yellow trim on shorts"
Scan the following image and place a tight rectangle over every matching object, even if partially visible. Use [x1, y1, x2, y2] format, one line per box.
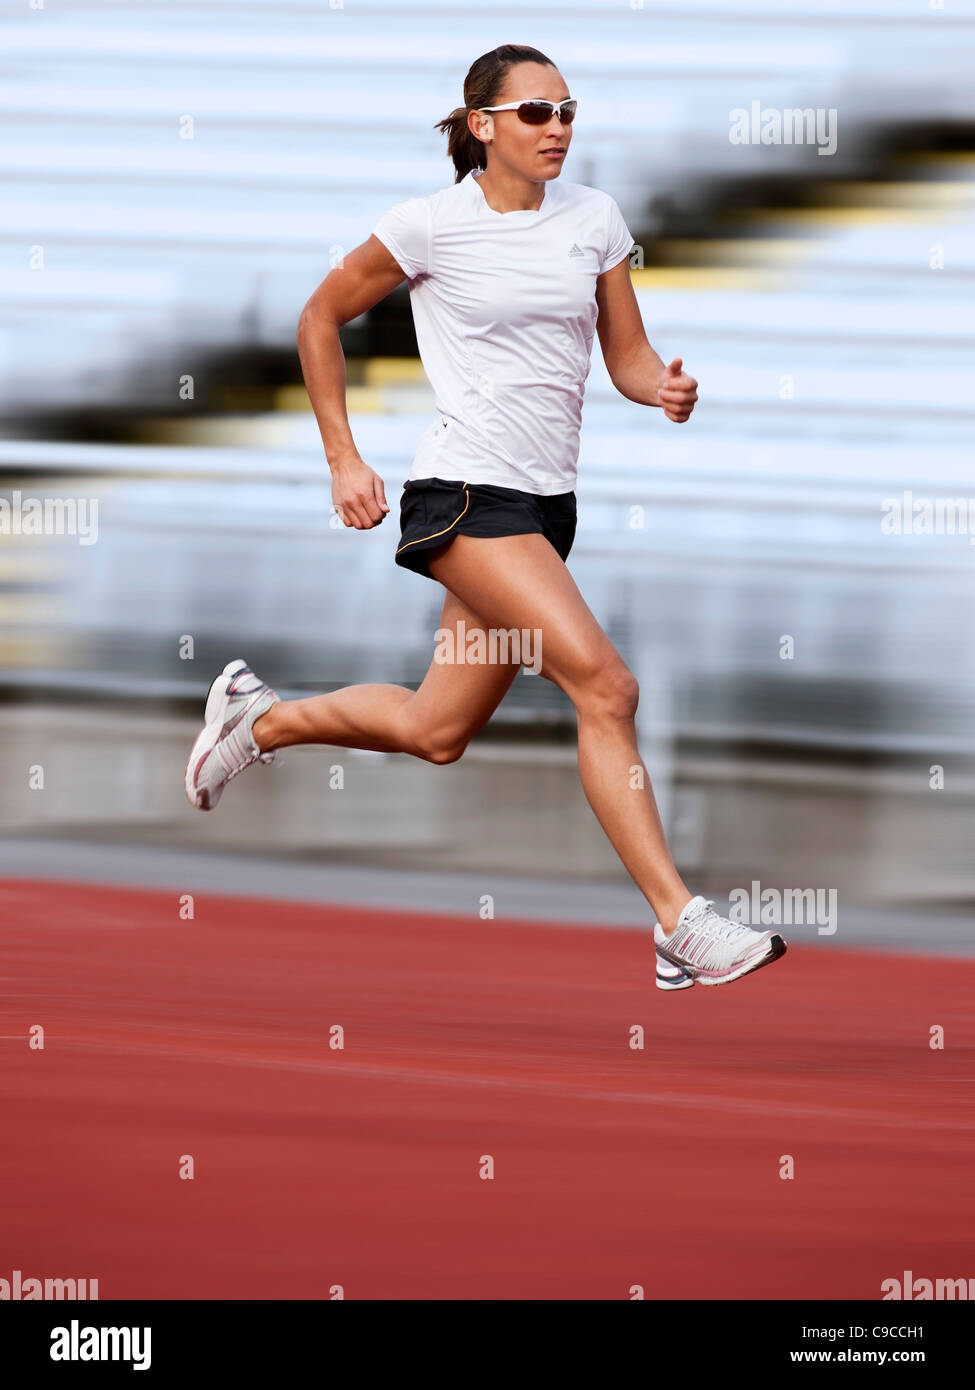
[396, 483, 471, 554]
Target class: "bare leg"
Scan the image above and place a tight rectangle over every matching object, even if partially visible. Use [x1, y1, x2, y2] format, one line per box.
[251, 587, 522, 764]
[426, 534, 693, 933]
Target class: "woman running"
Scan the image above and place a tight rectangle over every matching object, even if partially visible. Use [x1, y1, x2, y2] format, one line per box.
[185, 44, 786, 990]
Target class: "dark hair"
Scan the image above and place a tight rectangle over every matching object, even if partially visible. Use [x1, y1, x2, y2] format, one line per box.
[435, 44, 556, 183]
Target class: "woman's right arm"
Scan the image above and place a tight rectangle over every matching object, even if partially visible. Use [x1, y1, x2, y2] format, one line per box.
[297, 236, 408, 530]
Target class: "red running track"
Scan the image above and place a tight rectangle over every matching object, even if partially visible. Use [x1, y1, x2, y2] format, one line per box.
[1, 877, 973, 1300]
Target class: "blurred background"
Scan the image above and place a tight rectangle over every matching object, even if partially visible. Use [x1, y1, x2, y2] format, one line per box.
[3, 0, 975, 1305]
[1, 0, 972, 933]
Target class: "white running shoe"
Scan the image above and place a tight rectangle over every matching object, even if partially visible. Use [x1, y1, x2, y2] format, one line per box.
[655, 952, 695, 991]
[654, 896, 786, 987]
[184, 658, 280, 811]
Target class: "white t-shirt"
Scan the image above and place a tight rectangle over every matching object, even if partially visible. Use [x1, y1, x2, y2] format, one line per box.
[371, 168, 634, 495]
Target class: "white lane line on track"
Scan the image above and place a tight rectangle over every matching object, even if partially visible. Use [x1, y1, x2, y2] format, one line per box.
[41, 1035, 975, 1134]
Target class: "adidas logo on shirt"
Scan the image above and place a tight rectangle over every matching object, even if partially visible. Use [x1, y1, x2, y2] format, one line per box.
[568, 243, 584, 257]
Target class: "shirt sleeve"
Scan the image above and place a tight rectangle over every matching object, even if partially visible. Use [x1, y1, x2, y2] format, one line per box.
[599, 195, 634, 275]
[371, 197, 431, 282]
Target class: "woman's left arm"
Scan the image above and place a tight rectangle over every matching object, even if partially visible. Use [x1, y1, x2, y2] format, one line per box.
[594, 259, 699, 423]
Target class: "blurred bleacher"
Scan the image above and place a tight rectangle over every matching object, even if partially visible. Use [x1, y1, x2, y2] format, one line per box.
[1, 0, 973, 406]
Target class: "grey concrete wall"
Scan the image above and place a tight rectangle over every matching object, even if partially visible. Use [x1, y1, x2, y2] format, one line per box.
[3, 702, 972, 910]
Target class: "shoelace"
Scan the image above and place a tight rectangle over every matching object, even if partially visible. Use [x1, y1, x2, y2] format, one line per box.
[686, 900, 751, 944]
[212, 709, 275, 784]
[213, 723, 258, 781]
[232, 689, 277, 766]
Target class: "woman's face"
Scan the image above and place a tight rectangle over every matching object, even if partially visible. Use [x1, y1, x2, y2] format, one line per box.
[470, 62, 573, 179]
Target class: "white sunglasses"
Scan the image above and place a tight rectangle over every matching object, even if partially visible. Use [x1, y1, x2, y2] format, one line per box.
[475, 98, 578, 125]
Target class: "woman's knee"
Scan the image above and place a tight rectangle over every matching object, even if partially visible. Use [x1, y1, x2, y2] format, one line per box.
[417, 735, 468, 766]
[570, 660, 640, 722]
[399, 712, 469, 765]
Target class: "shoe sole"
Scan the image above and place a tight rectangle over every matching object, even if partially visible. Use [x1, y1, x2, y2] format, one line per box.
[656, 956, 695, 991]
[184, 661, 247, 811]
[693, 935, 788, 987]
[656, 974, 695, 991]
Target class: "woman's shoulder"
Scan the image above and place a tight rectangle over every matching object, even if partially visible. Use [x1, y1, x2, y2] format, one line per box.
[555, 179, 619, 213]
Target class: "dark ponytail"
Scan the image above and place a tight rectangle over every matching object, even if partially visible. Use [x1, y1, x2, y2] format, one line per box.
[435, 44, 556, 183]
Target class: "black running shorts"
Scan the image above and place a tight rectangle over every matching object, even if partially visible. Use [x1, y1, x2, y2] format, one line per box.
[395, 477, 577, 581]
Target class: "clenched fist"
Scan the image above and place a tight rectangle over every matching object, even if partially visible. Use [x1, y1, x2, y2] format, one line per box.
[330, 458, 390, 529]
[657, 357, 698, 424]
